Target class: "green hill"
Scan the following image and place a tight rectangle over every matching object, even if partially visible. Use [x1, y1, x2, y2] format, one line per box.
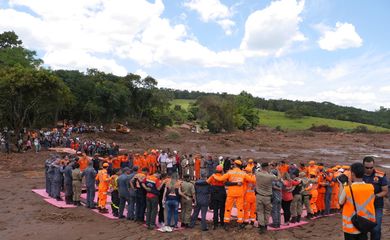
[171, 99, 389, 132]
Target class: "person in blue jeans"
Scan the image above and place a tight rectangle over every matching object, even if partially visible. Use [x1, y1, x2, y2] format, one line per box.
[163, 173, 182, 228]
[362, 157, 388, 240]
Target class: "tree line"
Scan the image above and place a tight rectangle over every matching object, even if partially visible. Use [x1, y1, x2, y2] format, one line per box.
[163, 89, 390, 129]
[0, 31, 259, 136]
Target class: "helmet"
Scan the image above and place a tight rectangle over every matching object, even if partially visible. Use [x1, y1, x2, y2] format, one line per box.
[234, 160, 242, 165]
[103, 163, 109, 167]
[216, 165, 223, 172]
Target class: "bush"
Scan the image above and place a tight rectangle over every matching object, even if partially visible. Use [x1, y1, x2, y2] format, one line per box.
[309, 124, 341, 132]
[351, 125, 370, 133]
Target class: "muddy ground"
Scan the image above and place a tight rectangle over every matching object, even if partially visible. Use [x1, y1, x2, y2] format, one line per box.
[0, 127, 389, 240]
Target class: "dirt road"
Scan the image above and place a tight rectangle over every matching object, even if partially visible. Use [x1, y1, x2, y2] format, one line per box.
[1, 127, 389, 240]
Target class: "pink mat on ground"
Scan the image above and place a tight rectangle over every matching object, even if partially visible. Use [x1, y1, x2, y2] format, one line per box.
[32, 189, 65, 198]
[32, 189, 76, 209]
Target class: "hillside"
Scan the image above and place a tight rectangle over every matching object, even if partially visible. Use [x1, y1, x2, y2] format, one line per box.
[171, 99, 390, 132]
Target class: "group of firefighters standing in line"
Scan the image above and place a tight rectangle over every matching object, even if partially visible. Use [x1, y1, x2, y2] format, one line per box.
[44, 149, 387, 239]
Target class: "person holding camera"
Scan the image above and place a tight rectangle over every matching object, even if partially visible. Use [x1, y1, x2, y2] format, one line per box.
[338, 162, 376, 240]
[362, 156, 388, 240]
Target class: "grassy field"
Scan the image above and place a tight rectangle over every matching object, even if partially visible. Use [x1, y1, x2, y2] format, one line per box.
[171, 99, 390, 132]
[258, 109, 389, 132]
[170, 99, 196, 110]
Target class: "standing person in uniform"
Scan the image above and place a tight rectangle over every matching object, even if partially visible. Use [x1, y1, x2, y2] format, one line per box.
[180, 174, 196, 228]
[110, 169, 120, 217]
[51, 159, 64, 201]
[243, 166, 257, 225]
[339, 162, 376, 240]
[127, 166, 139, 220]
[189, 173, 211, 231]
[71, 162, 82, 206]
[82, 162, 97, 208]
[117, 167, 131, 219]
[212, 160, 255, 230]
[142, 171, 162, 229]
[255, 162, 277, 234]
[194, 155, 201, 180]
[362, 157, 388, 240]
[300, 172, 314, 219]
[207, 165, 227, 229]
[290, 172, 303, 223]
[188, 154, 195, 180]
[132, 168, 148, 223]
[96, 163, 110, 213]
[181, 155, 190, 177]
[270, 165, 283, 228]
[63, 159, 74, 204]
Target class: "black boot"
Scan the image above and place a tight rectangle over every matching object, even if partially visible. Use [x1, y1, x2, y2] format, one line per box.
[224, 223, 229, 231]
[290, 216, 297, 224]
[297, 215, 301, 223]
[76, 201, 82, 206]
[258, 225, 265, 234]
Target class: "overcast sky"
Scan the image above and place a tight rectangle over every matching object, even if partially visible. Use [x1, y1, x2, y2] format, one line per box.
[1, 0, 389, 110]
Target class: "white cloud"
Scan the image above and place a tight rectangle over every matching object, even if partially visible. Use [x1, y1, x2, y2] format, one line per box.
[0, 0, 246, 72]
[240, 0, 306, 56]
[380, 86, 390, 92]
[184, 0, 235, 35]
[135, 69, 148, 79]
[317, 22, 363, 51]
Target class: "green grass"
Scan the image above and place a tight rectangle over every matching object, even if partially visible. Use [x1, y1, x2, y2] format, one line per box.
[258, 109, 390, 132]
[170, 99, 390, 132]
[170, 99, 195, 110]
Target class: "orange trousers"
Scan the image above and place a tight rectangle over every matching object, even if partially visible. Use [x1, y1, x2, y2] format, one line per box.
[244, 194, 256, 222]
[331, 185, 339, 209]
[317, 192, 325, 211]
[224, 195, 244, 223]
[310, 190, 318, 213]
[98, 188, 108, 208]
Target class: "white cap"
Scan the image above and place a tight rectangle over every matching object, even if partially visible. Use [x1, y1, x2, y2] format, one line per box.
[338, 168, 344, 173]
[218, 156, 223, 160]
[173, 150, 177, 154]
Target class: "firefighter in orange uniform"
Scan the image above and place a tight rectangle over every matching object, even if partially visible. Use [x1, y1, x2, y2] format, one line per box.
[96, 163, 110, 213]
[212, 160, 255, 230]
[243, 166, 256, 224]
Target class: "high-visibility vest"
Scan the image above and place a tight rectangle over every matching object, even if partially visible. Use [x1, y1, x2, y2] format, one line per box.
[342, 183, 375, 234]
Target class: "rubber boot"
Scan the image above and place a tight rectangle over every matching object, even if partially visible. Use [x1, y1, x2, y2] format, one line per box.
[297, 215, 301, 223]
[290, 216, 297, 224]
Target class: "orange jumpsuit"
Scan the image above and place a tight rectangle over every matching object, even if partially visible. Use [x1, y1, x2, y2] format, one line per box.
[331, 171, 340, 210]
[309, 177, 318, 214]
[243, 174, 256, 223]
[307, 165, 318, 176]
[194, 157, 201, 180]
[96, 169, 110, 209]
[146, 154, 158, 174]
[78, 156, 90, 172]
[278, 164, 289, 176]
[213, 167, 255, 223]
[111, 157, 121, 170]
[316, 173, 327, 212]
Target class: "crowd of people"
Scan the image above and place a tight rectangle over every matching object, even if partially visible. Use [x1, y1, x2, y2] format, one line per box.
[0, 124, 121, 155]
[44, 149, 388, 239]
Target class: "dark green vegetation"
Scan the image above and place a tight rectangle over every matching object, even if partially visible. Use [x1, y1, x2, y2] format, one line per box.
[1, 31, 389, 136]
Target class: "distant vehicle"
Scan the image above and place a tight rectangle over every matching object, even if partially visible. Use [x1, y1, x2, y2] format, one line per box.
[110, 124, 130, 134]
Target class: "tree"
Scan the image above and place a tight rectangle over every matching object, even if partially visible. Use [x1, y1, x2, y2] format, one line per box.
[0, 66, 72, 136]
[0, 31, 43, 68]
